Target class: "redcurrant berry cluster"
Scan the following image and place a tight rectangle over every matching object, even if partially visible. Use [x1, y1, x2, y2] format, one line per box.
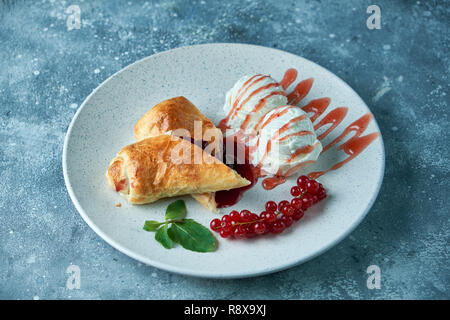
[290, 175, 326, 210]
[210, 175, 327, 239]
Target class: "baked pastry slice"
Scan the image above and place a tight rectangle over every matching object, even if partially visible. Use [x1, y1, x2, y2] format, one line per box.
[106, 135, 250, 204]
[135, 96, 221, 142]
[134, 96, 223, 211]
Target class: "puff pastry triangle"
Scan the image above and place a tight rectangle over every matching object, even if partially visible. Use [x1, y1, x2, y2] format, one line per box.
[106, 135, 250, 204]
[135, 96, 221, 142]
[134, 96, 224, 211]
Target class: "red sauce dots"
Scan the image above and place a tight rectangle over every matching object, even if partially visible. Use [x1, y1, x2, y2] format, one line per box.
[210, 175, 327, 239]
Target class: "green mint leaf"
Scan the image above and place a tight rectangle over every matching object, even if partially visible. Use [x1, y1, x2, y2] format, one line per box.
[155, 225, 173, 249]
[168, 219, 217, 253]
[143, 220, 164, 232]
[165, 199, 187, 221]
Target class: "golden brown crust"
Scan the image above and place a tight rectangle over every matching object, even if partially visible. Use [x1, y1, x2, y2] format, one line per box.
[106, 135, 249, 204]
[133, 96, 223, 211]
[134, 96, 220, 142]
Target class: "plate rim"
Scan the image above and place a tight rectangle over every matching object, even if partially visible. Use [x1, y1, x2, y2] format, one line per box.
[62, 43, 386, 279]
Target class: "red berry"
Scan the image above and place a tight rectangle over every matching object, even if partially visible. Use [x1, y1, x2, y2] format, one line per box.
[292, 208, 304, 221]
[210, 218, 221, 231]
[220, 221, 233, 233]
[249, 213, 259, 221]
[234, 225, 246, 239]
[240, 211, 252, 222]
[280, 215, 294, 227]
[230, 210, 240, 222]
[281, 204, 295, 217]
[253, 222, 267, 235]
[301, 195, 314, 209]
[263, 223, 272, 234]
[271, 221, 286, 234]
[306, 180, 320, 195]
[259, 211, 268, 219]
[278, 200, 290, 211]
[221, 215, 232, 224]
[290, 186, 302, 197]
[265, 201, 278, 212]
[234, 224, 251, 239]
[291, 198, 302, 209]
[220, 228, 232, 238]
[297, 175, 310, 188]
[263, 211, 277, 223]
[312, 195, 319, 204]
[318, 189, 327, 200]
[240, 224, 251, 236]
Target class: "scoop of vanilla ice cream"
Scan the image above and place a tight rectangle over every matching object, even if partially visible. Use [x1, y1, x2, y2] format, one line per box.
[223, 75, 287, 133]
[250, 105, 322, 176]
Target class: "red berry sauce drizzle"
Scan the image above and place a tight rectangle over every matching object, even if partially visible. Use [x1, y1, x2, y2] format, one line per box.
[212, 68, 380, 237]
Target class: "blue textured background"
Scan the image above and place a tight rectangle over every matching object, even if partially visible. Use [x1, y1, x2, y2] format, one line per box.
[0, 0, 449, 299]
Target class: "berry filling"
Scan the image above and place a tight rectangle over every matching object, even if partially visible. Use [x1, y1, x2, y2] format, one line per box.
[214, 136, 258, 208]
[181, 135, 258, 208]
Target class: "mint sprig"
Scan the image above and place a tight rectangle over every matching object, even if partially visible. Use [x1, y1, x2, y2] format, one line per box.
[143, 220, 164, 231]
[155, 225, 173, 249]
[143, 200, 217, 253]
[165, 199, 186, 220]
[168, 219, 217, 252]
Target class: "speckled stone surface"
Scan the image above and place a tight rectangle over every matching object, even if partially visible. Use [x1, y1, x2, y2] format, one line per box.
[0, 0, 448, 300]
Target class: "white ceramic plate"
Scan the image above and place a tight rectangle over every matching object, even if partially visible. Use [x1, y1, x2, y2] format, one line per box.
[63, 43, 385, 279]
